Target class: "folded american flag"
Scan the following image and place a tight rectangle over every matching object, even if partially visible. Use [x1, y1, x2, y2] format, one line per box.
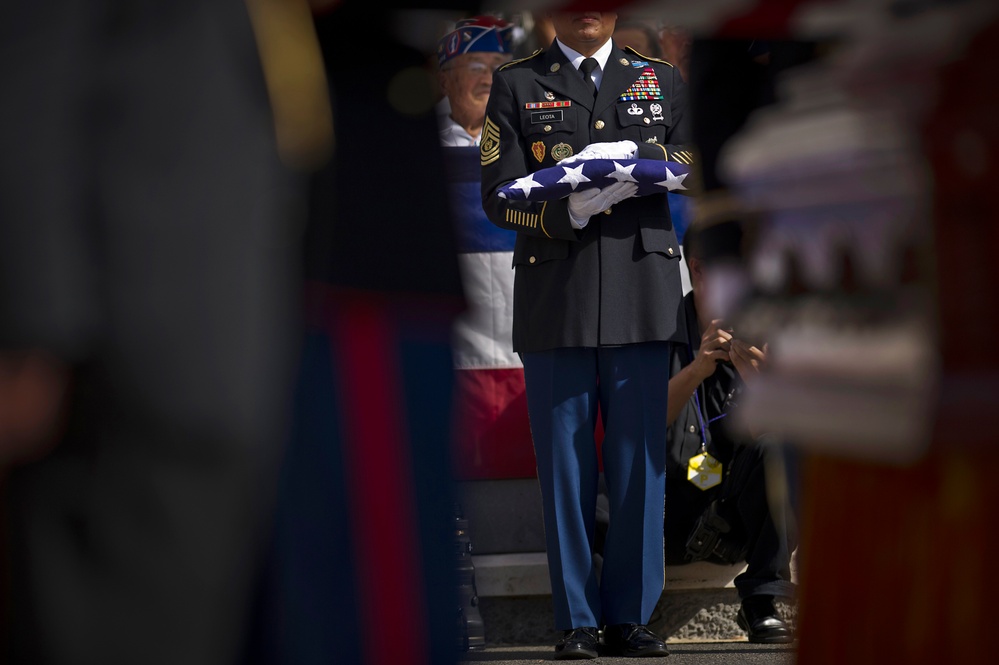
[497, 158, 692, 201]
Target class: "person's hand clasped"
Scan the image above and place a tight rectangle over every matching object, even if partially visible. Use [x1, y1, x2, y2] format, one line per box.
[730, 339, 768, 384]
[691, 318, 732, 382]
[559, 140, 638, 165]
[567, 181, 638, 228]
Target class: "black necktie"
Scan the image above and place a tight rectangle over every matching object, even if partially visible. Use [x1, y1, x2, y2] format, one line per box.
[579, 57, 598, 98]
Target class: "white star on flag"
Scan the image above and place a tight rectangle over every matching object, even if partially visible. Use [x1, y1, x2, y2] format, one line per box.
[557, 164, 591, 190]
[607, 161, 638, 183]
[509, 173, 544, 197]
[655, 165, 688, 191]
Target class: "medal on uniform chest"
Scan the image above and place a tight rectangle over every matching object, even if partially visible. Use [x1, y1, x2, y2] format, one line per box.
[617, 67, 663, 102]
[550, 142, 573, 161]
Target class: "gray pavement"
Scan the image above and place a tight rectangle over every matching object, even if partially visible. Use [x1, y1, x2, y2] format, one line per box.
[459, 641, 797, 664]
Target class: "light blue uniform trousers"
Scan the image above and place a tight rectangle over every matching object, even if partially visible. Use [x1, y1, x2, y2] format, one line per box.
[522, 343, 670, 630]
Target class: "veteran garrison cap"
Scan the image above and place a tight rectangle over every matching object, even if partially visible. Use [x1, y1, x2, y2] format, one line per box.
[437, 15, 514, 67]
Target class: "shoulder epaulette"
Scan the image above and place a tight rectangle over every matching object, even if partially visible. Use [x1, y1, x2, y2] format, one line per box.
[623, 45, 674, 68]
[498, 49, 543, 71]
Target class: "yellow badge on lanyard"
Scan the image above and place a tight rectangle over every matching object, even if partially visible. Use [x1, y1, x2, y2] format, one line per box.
[687, 448, 723, 490]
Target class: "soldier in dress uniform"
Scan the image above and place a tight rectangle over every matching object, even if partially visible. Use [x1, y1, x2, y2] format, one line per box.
[479, 10, 696, 661]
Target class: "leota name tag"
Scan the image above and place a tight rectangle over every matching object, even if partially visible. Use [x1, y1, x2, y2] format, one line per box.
[531, 110, 563, 124]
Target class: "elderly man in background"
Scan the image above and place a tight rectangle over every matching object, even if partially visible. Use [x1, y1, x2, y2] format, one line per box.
[437, 16, 514, 147]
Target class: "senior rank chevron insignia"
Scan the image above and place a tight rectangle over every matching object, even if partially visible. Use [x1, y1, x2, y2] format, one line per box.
[480, 116, 500, 165]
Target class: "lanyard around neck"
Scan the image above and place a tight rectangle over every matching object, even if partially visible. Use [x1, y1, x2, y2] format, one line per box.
[686, 342, 727, 452]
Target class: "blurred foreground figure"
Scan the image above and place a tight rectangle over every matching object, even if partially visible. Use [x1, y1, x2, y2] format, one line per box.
[684, 1, 999, 663]
[662, 219, 797, 644]
[242, 3, 469, 665]
[0, 1, 304, 663]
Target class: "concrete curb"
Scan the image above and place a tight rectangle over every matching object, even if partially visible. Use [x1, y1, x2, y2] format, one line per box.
[469, 552, 798, 645]
[476, 591, 799, 645]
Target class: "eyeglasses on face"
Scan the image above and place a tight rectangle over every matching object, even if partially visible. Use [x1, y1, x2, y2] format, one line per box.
[442, 61, 505, 76]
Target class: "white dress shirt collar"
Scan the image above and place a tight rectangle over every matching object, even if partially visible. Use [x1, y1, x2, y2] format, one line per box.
[555, 38, 614, 76]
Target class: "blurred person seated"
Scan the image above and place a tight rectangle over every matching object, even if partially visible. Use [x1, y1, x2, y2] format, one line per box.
[613, 17, 663, 58]
[436, 15, 514, 147]
[664, 218, 797, 643]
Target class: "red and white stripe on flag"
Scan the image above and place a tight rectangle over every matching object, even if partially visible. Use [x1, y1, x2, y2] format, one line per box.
[446, 147, 538, 480]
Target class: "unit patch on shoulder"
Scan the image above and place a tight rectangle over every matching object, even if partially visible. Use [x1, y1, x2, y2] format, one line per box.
[480, 116, 501, 166]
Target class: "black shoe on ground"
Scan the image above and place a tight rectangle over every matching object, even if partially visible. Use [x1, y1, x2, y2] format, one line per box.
[737, 595, 795, 644]
[603, 623, 670, 658]
[554, 627, 599, 660]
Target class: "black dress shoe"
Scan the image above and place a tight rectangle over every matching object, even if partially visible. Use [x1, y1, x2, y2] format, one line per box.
[554, 627, 599, 660]
[603, 623, 670, 658]
[737, 595, 795, 644]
